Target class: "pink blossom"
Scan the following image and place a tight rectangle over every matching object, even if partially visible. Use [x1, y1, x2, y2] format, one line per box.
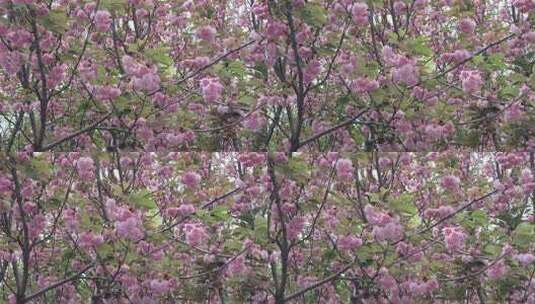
[95, 10, 112, 32]
[460, 70, 483, 94]
[243, 112, 266, 131]
[78, 232, 104, 248]
[149, 279, 171, 295]
[181, 171, 201, 188]
[0, 176, 12, 193]
[336, 158, 353, 182]
[133, 73, 160, 92]
[116, 216, 144, 240]
[303, 60, 321, 84]
[12, 0, 33, 5]
[177, 204, 196, 216]
[76, 157, 94, 181]
[458, 18, 476, 34]
[393, 1, 406, 13]
[373, 222, 403, 242]
[337, 235, 363, 251]
[79, 61, 98, 81]
[487, 260, 507, 280]
[6, 29, 32, 49]
[393, 63, 419, 86]
[351, 3, 369, 26]
[197, 25, 217, 43]
[424, 206, 454, 219]
[95, 85, 121, 101]
[514, 253, 535, 266]
[505, 102, 523, 121]
[0, 51, 22, 75]
[227, 255, 248, 277]
[441, 174, 460, 192]
[200, 77, 224, 102]
[353, 77, 380, 93]
[265, 21, 286, 39]
[287, 216, 305, 240]
[185, 224, 208, 246]
[525, 31, 535, 43]
[47, 64, 67, 88]
[443, 226, 466, 252]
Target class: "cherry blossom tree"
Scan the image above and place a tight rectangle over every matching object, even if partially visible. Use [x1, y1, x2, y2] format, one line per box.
[1, 0, 534, 303]
[0, 0, 533, 151]
[0, 152, 533, 303]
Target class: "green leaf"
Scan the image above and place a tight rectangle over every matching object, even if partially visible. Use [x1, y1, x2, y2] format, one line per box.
[276, 156, 310, 185]
[101, 0, 126, 12]
[498, 85, 519, 99]
[513, 222, 534, 249]
[252, 62, 268, 80]
[227, 61, 246, 78]
[128, 190, 157, 209]
[144, 47, 173, 66]
[298, 2, 327, 28]
[405, 37, 432, 57]
[18, 158, 52, 181]
[254, 215, 268, 244]
[39, 9, 69, 34]
[389, 193, 417, 215]
[471, 210, 488, 226]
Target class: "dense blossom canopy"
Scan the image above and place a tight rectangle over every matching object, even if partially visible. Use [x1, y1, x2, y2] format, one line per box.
[0, 0, 534, 303]
[0, 152, 533, 303]
[0, 0, 533, 151]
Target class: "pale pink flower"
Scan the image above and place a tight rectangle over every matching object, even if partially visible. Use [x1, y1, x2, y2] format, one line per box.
[351, 3, 369, 26]
[95, 10, 112, 32]
[458, 18, 476, 34]
[181, 171, 201, 188]
[197, 25, 217, 43]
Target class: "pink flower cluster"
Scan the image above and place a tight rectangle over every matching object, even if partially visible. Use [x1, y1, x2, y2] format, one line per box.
[460, 70, 483, 94]
[352, 77, 380, 93]
[94, 85, 121, 101]
[442, 226, 466, 252]
[458, 18, 476, 34]
[181, 171, 201, 189]
[265, 20, 286, 40]
[94, 10, 112, 32]
[78, 232, 104, 249]
[336, 158, 354, 182]
[149, 279, 172, 295]
[392, 62, 419, 87]
[197, 25, 217, 43]
[287, 216, 305, 240]
[184, 224, 208, 246]
[521, 168, 535, 193]
[0, 176, 12, 193]
[76, 157, 94, 181]
[424, 205, 454, 219]
[0, 51, 22, 75]
[514, 253, 535, 266]
[405, 279, 439, 296]
[351, 3, 369, 26]
[47, 64, 67, 88]
[303, 60, 321, 84]
[365, 205, 404, 242]
[442, 49, 471, 63]
[200, 77, 224, 102]
[227, 255, 248, 277]
[122, 55, 160, 92]
[116, 215, 144, 240]
[337, 235, 363, 251]
[440, 174, 460, 192]
[487, 260, 507, 280]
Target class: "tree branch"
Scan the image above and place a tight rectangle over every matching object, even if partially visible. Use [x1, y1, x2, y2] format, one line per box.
[23, 262, 94, 303]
